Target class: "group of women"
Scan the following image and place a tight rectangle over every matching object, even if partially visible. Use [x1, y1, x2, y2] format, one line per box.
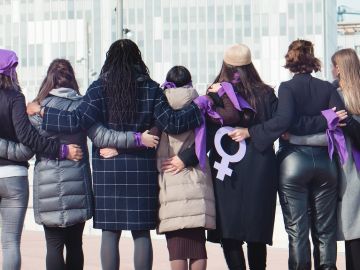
[0, 38, 359, 270]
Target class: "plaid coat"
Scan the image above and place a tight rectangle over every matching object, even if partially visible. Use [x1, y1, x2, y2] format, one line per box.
[41, 76, 202, 230]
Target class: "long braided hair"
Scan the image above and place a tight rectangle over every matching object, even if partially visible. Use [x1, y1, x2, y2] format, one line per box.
[100, 39, 149, 124]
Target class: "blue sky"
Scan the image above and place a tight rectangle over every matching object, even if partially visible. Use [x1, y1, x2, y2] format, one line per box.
[337, 0, 360, 22]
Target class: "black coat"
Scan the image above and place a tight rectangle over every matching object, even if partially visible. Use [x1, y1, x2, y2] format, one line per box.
[0, 88, 60, 167]
[41, 76, 202, 231]
[248, 73, 356, 152]
[206, 88, 278, 245]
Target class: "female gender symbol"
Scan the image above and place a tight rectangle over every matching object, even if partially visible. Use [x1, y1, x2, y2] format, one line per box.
[214, 126, 246, 181]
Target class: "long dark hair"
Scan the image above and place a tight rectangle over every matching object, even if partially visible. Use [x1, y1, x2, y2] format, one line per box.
[36, 59, 79, 102]
[0, 73, 21, 92]
[100, 39, 149, 124]
[212, 62, 272, 112]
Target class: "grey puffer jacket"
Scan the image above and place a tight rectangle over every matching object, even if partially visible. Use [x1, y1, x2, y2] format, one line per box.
[30, 88, 94, 227]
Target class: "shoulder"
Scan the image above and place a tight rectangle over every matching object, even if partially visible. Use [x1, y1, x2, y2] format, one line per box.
[138, 77, 161, 91]
[84, 79, 104, 101]
[0, 88, 24, 100]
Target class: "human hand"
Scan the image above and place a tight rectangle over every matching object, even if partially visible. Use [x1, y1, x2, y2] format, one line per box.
[100, 148, 119, 159]
[161, 156, 185, 175]
[281, 132, 290, 140]
[67, 144, 83, 161]
[336, 110, 348, 127]
[193, 95, 213, 110]
[141, 130, 159, 148]
[207, 83, 222, 93]
[27, 102, 42, 116]
[228, 127, 250, 142]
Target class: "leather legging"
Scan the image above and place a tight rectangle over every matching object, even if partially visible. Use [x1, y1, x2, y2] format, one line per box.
[278, 145, 338, 270]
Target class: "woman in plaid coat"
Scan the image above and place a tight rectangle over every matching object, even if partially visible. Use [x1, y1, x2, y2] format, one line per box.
[27, 40, 202, 270]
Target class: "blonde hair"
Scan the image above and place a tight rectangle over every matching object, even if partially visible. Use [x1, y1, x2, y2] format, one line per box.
[331, 48, 360, 115]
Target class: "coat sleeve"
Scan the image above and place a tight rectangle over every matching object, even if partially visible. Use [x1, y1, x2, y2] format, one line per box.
[343, 116, 360, 149]
[12, 93, 60, 158]
[249, 83, 295, 152]
[154, 88, 203, 134]
[87, 123, 136, 149]
[42, 83, 103, 134]
[289, 115, 327, 135]
[210, 94, 241, 125]
[178, 144, 199, 167]
[0, 138, 34, 162]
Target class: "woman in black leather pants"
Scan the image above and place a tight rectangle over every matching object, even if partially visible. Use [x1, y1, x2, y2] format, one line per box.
[277, 144, 338, 270]
[228, 40, 360, 270]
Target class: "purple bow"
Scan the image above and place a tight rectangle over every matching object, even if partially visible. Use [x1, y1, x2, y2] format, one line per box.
[321, 109, 349, 165]
[193, 95, 223, 170]
[217, 82, 255, 113]
[161, 81, 177, 89]
[0, 49, 18, 80]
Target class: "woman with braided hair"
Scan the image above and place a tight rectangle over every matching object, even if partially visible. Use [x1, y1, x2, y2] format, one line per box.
[27, 39, 202, 270]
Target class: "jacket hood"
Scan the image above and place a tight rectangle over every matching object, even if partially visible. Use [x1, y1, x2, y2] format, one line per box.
[49, 88, 82, 100]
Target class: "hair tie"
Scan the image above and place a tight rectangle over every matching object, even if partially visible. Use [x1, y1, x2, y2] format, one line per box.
[161, 81, 177, 89]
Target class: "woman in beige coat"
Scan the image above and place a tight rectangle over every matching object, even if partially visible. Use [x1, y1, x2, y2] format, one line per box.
[157, 66, 215, 270]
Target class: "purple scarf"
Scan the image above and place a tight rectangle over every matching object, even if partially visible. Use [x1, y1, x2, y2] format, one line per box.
[193, 82, 255, 170]
[193, 96, 223, 170]
[217, 82, 255, 113]
[321, 109, 349, 165]
[0, 49, 18, 80]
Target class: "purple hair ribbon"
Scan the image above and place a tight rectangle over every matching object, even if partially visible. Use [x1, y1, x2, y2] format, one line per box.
[161, 81, 177, 89]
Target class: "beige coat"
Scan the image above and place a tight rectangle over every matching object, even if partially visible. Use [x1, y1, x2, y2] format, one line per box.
[157, 87, 216, 234]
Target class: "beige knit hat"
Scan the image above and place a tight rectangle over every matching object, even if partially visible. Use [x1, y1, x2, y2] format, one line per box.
[223, 44, 252, 66]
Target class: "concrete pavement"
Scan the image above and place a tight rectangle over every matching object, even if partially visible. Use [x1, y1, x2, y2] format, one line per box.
[1, 230, 346, 270]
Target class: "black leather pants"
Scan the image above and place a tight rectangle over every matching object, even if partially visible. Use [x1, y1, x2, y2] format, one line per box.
[278, 146, 338, 270]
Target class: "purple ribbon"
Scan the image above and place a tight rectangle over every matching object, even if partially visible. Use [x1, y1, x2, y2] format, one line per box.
[0, 49, 18, 80]
[321, 109, 349, 165]
[352, 147, 360, 172]
[161, 81, 193, 89]
[217, 82, 255, 113]
[193, 96, 223, 170]
[161, 81, 177, 89]
[134, 132, 143, 147]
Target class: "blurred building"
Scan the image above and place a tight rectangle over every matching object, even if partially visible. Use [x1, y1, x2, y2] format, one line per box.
[125, 0, 337, 92]
[0, 0, 337, 99]
[337, 22, 360, 54]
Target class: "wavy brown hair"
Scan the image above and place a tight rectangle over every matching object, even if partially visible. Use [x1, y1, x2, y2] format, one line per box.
[284, 40, 321, 73]
[35, 59, 79, 102]
[0, 73, 21, 92]
[212, 61, 272, 112]
[332, 48, 360, 115]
